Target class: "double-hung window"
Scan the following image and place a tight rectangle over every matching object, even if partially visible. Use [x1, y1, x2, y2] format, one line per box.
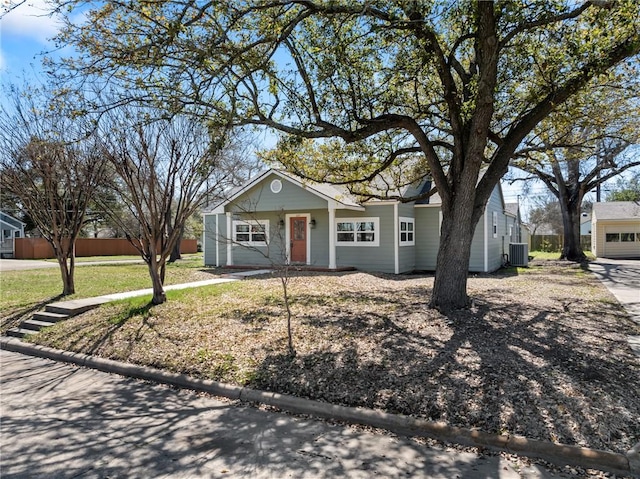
[492, 212, 498, 238]
[399, 217, 415, 246]
[233, 220, 268, 246]
[336, 218, 379, 246]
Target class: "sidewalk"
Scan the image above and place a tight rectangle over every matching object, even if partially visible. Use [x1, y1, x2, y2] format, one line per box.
[2, 338, 638, 478]
[0, 349, 565, 479]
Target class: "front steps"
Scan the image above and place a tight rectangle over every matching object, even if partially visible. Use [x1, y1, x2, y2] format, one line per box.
[6, 298, 109, 339]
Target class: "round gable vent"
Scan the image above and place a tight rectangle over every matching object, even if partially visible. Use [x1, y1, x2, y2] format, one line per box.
[270, 179, 282, 194]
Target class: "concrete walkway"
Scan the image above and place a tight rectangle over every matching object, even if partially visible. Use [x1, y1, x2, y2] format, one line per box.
[0, 258, 144, 271]
[0, 349, 562, 479]
[588, 258, 640, 358]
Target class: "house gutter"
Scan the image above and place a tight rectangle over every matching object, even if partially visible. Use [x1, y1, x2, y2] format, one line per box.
[394, 203, 399, 274]
[484, 211, 489, 273]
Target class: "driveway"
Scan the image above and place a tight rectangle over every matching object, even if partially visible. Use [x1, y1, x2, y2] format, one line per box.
[0, 350, 556, 479]
[589, 258, 640, 325]
[589, 258, 640, 358]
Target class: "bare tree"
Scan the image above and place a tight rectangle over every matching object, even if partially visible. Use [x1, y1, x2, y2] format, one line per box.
[0, 85, 107, 295]
[97, 106, 254, 304]
[208, 205, 296, 356]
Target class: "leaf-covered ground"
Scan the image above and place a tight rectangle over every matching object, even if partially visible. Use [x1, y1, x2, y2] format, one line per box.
[29, 260, 639, 456]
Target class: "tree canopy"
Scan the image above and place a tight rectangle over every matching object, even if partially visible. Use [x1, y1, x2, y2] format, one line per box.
[512, 77, 640, 260]
[0, 85, 108, 295]
[52, 0, 640, 310]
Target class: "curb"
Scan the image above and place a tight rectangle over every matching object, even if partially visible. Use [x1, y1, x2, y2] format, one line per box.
[2, 336, 638, 478]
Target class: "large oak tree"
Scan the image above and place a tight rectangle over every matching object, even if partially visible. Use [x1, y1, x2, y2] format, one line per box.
[53, 1, 640, 310]
[513, 80, 640, 261]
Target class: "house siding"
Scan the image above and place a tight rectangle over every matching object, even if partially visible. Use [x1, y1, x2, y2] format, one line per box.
[593, 219, 640, 258]
[307, 210, 330, 267]
[228, 173, 327, 213]
[414, 207, 440, 271]
[203, 214, 227, 266]
[397, 203, 415, 273]
[478, 187, 507, 273]
[335, 205, 396, 273]
[469, 214, 487, 272]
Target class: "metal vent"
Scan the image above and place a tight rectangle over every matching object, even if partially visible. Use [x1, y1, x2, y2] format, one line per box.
[509, 243, 529, 267]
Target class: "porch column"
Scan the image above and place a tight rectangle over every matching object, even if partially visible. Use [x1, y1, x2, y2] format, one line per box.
[215, 214, 220, 267]
[328, 205, 336, 270]
[226, 212, 233, 266]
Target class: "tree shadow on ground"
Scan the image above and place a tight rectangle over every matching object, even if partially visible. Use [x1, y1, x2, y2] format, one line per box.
[249, 290, 640, 454]
[0, 294, 64, 332]
[30, 300, 160, 357]
[2, 351, 526, 479]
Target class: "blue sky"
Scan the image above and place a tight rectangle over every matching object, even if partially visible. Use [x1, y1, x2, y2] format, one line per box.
[0, 0, 67, 85]
[3, 1, 630, 217]
[0, 1, 528, 212]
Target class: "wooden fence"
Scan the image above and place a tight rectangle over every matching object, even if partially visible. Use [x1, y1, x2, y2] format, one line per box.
[14, 238, 197, 259]
[530, 235, 591, 253]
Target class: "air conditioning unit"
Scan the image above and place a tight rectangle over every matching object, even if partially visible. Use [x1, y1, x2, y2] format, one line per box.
[509, 243, 529, 267]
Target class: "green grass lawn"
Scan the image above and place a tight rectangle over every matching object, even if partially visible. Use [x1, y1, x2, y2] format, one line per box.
[0, 254, 208, 320]
[529, 250, 596, 261]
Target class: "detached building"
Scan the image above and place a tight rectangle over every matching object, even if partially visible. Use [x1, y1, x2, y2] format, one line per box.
[591, 202, 640, 259]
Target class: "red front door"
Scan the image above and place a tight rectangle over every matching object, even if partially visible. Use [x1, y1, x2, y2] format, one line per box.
[290, 217, 307, 263]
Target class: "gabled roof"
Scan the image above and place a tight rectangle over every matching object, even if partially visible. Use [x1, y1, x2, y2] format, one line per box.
[414, 180, 433, 205]
[209, 169, 364, 213]
[592, 201, 640, 221]
[0, 211, 26, 230]
[504, 202, 519, 218]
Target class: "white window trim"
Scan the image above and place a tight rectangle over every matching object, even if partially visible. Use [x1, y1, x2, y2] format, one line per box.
[335, 217, 380, 247]
[399, 216, 415, 246]
[233, 219, 269, 246]
[492, 211, 498, 238]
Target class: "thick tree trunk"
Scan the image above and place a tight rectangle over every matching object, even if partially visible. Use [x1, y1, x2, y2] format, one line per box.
[430, 202, 477, 311]
[560, 201, 586, 262]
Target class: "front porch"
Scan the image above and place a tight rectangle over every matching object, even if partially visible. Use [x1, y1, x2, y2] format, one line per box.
[218, 264, 358, 273]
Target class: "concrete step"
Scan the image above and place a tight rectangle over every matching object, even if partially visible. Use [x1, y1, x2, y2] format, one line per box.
[6, 328, 33, 338]
[21, 319, 57, 331]
[33, 311, 69, 323]
[45, 297, 109, 316]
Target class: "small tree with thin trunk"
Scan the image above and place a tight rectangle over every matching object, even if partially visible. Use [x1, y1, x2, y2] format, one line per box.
[0, 85, 107, 295]
[97, 106, 250, 304]
[211, 205, 296, 356]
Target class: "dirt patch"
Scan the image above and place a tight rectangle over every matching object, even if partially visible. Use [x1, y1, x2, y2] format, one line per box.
[30, 260, 640, 457]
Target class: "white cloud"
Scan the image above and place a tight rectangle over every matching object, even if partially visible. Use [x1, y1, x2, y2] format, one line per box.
[0, 0, 63, 44]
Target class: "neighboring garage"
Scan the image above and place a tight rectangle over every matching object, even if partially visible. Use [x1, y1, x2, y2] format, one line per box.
[592, 201, 640, 259]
